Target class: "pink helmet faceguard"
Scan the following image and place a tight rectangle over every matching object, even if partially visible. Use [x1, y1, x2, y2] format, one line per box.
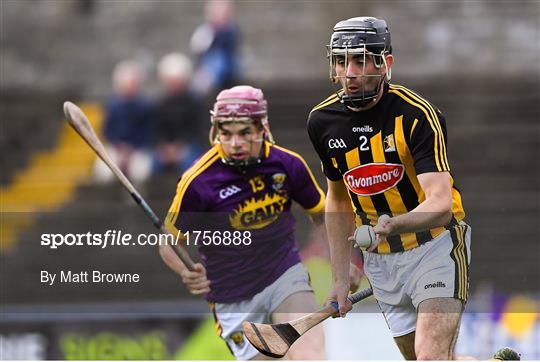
[209, 85, 275, 168]
[209, 85, 274, 145]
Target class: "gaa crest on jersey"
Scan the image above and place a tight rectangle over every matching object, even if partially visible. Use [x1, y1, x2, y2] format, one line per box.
[328, 138, 347, 149]
[271, 173, 286, 190]
[229, 192, 288, 230]
[383, 134, 396, 152]
[344, 163, 404, 196]
[230, 331, 245, 347]
[219, 185, 241, 199]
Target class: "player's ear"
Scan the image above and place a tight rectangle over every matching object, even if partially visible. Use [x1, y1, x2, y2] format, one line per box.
[382, 54, 393, 81]
[384, 54, 394, 69]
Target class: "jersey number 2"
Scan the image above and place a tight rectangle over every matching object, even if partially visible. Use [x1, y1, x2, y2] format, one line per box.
[359, 136, 370, 151]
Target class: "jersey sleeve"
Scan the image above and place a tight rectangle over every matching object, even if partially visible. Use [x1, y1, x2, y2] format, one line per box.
[409, 108, 451, 174]
[307, 113, 342, 181]
[164, 175, 206, 235]
[286, 152, 326, 213]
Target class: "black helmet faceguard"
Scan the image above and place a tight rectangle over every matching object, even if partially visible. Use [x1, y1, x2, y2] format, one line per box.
[327, 17, 392, 108]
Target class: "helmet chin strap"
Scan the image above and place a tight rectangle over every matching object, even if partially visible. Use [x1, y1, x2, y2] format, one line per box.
[340, 76, 385, 108]
[340, 88, 378, 108]
[221, 137, 265, 170]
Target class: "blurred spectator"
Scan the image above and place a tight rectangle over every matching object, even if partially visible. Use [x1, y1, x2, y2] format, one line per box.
[93, 60, 154, 184]
[190, 0, 240, 98]
[153, 53, 204, 174]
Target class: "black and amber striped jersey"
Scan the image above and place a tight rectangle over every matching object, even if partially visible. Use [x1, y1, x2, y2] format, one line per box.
[307, 83, 465, 254]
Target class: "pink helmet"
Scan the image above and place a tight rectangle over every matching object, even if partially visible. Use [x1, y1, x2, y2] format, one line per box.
[211, 85, 267, 121]
[210, 85, 274, 144]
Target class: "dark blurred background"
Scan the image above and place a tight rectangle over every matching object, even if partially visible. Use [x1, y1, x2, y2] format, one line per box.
[1, 0, 538, 359]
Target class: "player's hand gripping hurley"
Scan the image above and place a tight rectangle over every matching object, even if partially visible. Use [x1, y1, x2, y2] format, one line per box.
[242, 286, 373, 358]
[63, 101, 195, 271]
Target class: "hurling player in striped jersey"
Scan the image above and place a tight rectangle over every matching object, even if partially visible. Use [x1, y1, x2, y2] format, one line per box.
[307, 17, 519, 360]
[160, 85, 361, 360]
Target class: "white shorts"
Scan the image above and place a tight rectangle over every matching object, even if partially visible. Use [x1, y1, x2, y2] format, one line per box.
[363, 223, 471, 337]
[210, 263, 313, 360]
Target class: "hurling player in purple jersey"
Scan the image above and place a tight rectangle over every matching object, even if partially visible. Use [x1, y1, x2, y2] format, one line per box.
[159, 85, 361, 360]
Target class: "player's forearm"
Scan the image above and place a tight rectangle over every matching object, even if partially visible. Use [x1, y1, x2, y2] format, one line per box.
[159, 244, 189, 276]
[309, 211, 325, 228]
[389, 194, 452, 235]
[310, 212, 358, 284]
[309, 211, 329, 245]
[325, 198, 355, 285]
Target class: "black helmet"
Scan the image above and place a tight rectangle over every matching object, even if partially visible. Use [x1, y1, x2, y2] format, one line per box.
[327, 17, 392, 107]
[330, 17, 391, 57]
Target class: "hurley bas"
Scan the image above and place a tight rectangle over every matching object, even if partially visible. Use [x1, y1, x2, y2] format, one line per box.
[41, 270, 140, 286]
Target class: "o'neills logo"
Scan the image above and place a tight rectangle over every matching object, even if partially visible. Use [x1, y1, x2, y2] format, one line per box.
[425, 281, 446, 289]
[344, 163, 405, 196]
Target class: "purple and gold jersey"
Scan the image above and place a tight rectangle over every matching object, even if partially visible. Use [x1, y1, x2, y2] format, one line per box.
[165, 142, 325, 303]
